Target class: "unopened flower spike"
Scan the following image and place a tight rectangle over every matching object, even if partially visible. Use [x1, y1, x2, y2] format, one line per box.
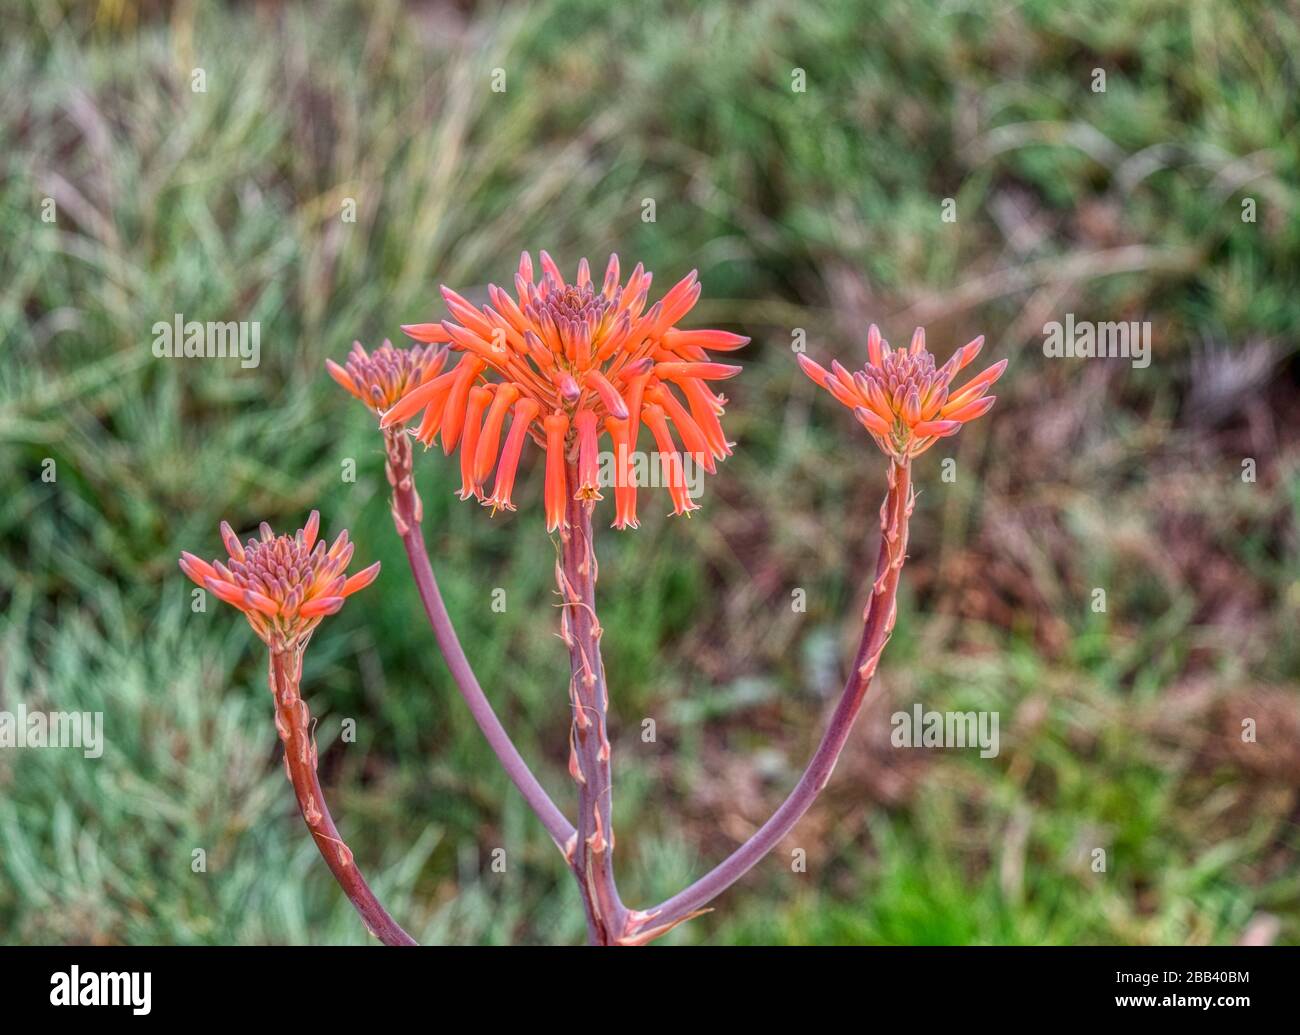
[798, 324, 1006, 459]
[178, 510, 381, 652]
[327, 339, 448, 416]
[381, 251, 749, 529]
[177, 512, 410, 945]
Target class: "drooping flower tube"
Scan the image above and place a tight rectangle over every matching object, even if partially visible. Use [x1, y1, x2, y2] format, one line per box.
[380, 251, 748, 530]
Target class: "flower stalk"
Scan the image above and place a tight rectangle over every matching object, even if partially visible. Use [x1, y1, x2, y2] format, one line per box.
[624, 459, 913, 941]
[384, 421, 576, 851]
[179, 509, 415, 944]
[269, 649, 416, 946]
[556, 474, 628, 943]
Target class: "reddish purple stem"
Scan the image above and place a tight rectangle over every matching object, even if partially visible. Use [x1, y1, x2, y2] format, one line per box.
[626, 460, 913, 939]
[387, 413, 913, 945]
[269, 650, 416, 945]
[387, 430, 576, 851]
[557, 482, 628, 944]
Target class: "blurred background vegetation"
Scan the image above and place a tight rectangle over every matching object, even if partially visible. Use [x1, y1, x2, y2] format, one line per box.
[2, 0, 1298, 945]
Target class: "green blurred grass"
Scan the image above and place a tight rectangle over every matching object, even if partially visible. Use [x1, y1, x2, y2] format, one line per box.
[1, 0, 1298, 944]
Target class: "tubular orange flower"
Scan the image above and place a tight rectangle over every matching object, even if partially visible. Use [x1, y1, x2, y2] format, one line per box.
[458, 386, 493, 502]
[604, 417, 639, 530]
[178, 510, 379, 651]
[474, 382, 521, 486]
[642, 402, 698, 516]
[326, 339, 447, 415]
[487, 397, 540, 514]
[573, 409, 601, 501]
[381, 251, 748, 528]
[543, 412, 570, 532]
[798, 324, 1006, 459]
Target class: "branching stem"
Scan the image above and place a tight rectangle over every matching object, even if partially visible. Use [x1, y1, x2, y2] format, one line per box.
[624, 459, 914, 942]
[390, 418, 913, 946]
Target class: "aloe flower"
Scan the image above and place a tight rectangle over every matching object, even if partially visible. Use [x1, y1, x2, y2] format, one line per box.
[225, 246, 1010, 948]
[797, 324, 1006, 460]
[179, 511, 380, 652]
[380, 251, 748, 529]
[326, 339, 448, 414]
[178, 513, 410, 945]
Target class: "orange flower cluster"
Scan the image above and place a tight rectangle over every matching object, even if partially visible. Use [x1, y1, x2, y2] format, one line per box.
[380, 252, 748, 530]
[326, 339, 447, 414]
[798, 325, 1006, 459]
[179, 511, 380, 650]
